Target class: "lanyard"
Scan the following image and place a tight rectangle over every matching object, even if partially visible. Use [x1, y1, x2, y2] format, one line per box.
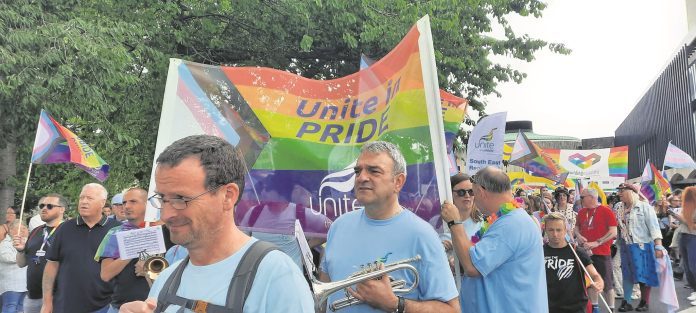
[586, 207, 598, 228]
[38, 222, 62, 252]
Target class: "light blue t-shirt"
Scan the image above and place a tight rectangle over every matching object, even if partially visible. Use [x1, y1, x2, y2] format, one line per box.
[149, 237, 314, 313]
[164, 245, 189, 265]
[464, 209, 548, 313]
[321, 209, 458, 313]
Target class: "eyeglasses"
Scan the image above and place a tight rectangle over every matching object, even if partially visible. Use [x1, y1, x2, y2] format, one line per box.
[38, 204, 63, 210]
[453, 189, 474, 197]
[148, 185, 223, 210]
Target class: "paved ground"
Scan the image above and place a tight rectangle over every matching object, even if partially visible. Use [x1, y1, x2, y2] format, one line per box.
[596, 272, 693, 312]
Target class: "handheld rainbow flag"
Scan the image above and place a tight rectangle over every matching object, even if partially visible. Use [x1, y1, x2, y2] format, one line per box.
[640, 161, 671, 204]
[31, 110, 110, 181]
[509, 131, 568, 183]
[664, 142, 696, 170]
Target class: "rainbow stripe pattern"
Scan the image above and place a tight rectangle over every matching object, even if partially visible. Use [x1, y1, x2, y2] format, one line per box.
[640, 162, 671, 204]
[31, 110, 109, 182]
[156, 20, 448, 236]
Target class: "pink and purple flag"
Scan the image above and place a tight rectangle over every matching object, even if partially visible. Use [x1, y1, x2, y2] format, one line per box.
[31, 110, 110, 182]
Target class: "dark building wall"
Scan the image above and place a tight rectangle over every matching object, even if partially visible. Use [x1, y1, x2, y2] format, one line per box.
[615, 44, 696, 179]
[582, 137, 615, 149]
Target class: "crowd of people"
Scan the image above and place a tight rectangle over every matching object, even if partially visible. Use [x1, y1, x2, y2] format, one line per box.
[0, 135, 693, 313]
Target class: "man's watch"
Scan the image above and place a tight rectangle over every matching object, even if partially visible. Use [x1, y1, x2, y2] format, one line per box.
[447, 220, 463, 229]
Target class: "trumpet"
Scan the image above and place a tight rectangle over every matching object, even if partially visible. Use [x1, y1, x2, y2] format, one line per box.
[140, 254, 169, 281]
[311, 255, 421, 312]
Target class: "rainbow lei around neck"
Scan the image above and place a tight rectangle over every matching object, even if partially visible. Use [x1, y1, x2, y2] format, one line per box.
[471, 202, 519, 244]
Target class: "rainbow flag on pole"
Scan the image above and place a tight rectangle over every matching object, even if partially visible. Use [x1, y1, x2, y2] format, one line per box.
[31, 110, 110, 181]
[640, 161, 671, 204]
[509, 131, 568, 183]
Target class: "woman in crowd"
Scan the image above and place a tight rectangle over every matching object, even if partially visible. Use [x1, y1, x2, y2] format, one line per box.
[440, 173, 482, 313]
[614, 183, 663, 312]
[655, 195, 674, 248]
[675, 187, 696, 305]
[441, 174, 483, 254]
[553, 187, 577, 238]
[0, 220, 28, 313]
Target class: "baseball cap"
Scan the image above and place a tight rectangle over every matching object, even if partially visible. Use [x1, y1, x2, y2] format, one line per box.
[111, 193, 124, 205]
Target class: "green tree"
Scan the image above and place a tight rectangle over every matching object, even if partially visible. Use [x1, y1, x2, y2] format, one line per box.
[0, 0, 567, 219]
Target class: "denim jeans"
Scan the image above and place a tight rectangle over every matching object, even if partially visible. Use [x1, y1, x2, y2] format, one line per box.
[1, 291, 26, 313]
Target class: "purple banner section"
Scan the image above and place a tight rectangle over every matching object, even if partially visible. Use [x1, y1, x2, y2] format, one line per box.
[234, 163, 444, 237]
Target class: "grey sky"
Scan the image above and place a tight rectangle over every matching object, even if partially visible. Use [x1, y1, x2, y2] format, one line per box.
[482, 0, 687, 140]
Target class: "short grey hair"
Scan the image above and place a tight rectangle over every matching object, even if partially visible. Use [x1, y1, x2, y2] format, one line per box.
[586, 188, 599, 199]
[472, 166, 510, 193]
[82, 183, 108, 200]
[360, 141, 407, 176]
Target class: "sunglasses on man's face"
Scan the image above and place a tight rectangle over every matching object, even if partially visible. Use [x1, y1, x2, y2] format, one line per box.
[453, 189, 475, 197]
[39, 204, 62, 210]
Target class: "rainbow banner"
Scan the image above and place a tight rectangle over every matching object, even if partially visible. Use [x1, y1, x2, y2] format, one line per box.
[147, 17, 450, 236]
[31, 110, 110, 181]
[544, 146, 628, 180]
[360, 54, 468, 175]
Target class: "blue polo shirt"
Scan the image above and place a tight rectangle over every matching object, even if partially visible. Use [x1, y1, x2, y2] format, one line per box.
[464, 209, 548, 313]
[46, 215, 120, 313]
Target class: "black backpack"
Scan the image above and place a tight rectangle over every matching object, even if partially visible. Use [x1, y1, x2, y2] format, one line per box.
[154, 241, 277, 313]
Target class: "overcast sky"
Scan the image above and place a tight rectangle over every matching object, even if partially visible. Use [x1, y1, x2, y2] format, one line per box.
[482, 0, 688, 140]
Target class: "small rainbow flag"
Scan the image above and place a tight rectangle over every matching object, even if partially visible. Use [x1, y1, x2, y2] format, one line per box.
[640, 161, 671, 204]
[509, 131, 568, 183]
[32, 110, 110, 182]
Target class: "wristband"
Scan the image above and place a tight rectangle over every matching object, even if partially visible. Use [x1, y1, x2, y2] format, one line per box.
[447, 220, 463, 229]
[396, 296, 405, 313]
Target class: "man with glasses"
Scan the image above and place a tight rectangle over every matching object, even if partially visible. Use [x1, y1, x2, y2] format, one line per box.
[441, 166, 547, 313]
[575, 188, 618, 312]
[13, 194, 66, 313]
[95, 188, 150, 313]
[42, 183, 120, 313]
[120, 135, 313, 313]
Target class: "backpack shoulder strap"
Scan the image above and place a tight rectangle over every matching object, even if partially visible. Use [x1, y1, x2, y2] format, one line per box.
[154, 256, 190, 313]
[27, 225, 43, 242]
[226, 240, 278, 313]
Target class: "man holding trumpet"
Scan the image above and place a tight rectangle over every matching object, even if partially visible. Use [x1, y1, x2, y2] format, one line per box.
[319, 141, 459, 313]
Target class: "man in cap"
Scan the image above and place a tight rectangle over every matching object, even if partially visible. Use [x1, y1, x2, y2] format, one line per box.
[111, 193, 127, 222]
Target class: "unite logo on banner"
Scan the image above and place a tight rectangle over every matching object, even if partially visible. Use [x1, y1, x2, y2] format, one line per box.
[147, 16, 451, 236]
[466, 112, 507, 175]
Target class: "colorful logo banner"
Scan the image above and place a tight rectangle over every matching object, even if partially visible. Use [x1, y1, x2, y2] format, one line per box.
[148, 17, 449, 236]
[545, 146, 628, 180]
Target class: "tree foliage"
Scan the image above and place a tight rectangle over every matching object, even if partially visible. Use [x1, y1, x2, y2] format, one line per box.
[0, 0, 568, 214]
